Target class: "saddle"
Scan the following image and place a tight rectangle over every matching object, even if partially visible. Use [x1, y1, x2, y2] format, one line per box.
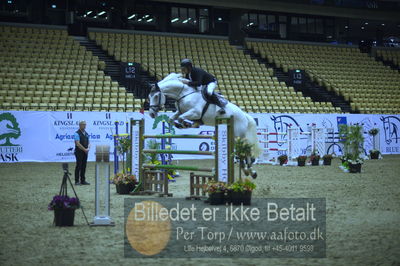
[176, 87, 227, 128]
[200, 86, 228, 107]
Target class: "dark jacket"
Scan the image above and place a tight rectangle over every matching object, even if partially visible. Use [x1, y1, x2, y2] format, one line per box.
[75, 130, 89, 153]
[185, 67, 216, 87]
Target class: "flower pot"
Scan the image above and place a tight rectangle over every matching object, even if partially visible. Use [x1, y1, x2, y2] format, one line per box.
[297, 161, 306, 167]
[323, 158, 332, 165]
[311, 159, 319, 166]
[370, 152, 379, 160]
[230, 190, 252, 206]
[116, 183, 135, 194]
[349, 163, 362, 173]
[54, 208, 75, 226]
[208, 192, 225, 205]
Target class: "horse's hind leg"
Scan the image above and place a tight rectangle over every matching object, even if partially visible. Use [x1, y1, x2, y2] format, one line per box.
[240, 159, 250, 176]
[246, 156, 257, 179]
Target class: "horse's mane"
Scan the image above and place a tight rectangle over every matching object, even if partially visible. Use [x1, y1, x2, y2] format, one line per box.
[161, 73, 181, 82]
[158, 72, 191, 91]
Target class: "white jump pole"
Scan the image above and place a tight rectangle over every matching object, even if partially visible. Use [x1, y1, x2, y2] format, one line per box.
[91, 145, 114, 226]
[257, 127, 289, 165]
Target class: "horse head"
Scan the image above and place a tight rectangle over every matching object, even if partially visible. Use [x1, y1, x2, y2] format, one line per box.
[381, 116, 391, 145]
[148, 83, 166, 119]
[381, 116, 400, 145]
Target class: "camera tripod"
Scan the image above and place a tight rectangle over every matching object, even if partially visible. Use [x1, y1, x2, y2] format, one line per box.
[55, 166, 90, 226]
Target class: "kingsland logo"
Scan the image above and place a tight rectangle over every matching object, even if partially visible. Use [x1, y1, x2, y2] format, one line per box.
[93, 121, 124, 126]
[54, 121, 79, 126]
[93, 121, 113, 126]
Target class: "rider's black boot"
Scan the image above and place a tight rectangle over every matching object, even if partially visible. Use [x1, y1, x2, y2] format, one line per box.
[210, 93, 226, 115]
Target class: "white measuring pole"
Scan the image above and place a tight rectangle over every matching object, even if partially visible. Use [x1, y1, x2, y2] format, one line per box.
[91, 145, 114, 226]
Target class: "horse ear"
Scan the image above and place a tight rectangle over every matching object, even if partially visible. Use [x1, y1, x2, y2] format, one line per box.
[380, 116, 384, 121]
[271, 115, 276, 121]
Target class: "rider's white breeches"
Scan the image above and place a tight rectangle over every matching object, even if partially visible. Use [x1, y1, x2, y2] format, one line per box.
[206, 82, 217, 96]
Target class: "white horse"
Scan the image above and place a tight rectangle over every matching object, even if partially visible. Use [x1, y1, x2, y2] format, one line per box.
[148, 73, 261, 178]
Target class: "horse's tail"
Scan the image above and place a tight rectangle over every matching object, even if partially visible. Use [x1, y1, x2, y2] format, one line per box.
[245, 114, 262, 158]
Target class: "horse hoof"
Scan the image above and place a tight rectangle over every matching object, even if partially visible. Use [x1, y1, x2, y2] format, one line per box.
[251, 171, 257, 179]
[183, 120, 194, 128]
[174, 121, 184, 129]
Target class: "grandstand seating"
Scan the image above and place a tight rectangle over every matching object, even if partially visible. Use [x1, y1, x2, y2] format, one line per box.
[376, 48, 400, 68]
[1, 24, 397, 114]
[0, 25, 143, 112]
[247, 41, 400, 114]
[89, 31, 339, 113]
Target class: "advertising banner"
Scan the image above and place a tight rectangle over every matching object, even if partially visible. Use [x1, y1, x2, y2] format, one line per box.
[0, 110, 399, 163]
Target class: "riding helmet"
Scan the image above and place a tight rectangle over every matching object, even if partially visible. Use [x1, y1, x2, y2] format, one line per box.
[180, 58, 193, 68]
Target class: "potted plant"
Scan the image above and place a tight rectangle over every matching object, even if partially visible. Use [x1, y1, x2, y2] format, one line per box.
[112, 135, 137, 194]
[369, 149, 380, 160]
[297, 155, 307, 166]
[227, 178, 256, 205]
[322, 154, 333, 165]
[205, 181, 227, 205]
[48, 195, 80, 226]
[116, 136, 132, 175]
[230, 137, 257, 205]
[310, 150, 320, 166]
[347, 158, 364, 173]
[368, 128, 380, 159]
[277, 154, 288, 166]
[234, 137, 254, 178]
[112, 173, 136, 194]
[340, 154, 349, 164]
[339, 124, 365, 173]
[341, 159, 350, 172]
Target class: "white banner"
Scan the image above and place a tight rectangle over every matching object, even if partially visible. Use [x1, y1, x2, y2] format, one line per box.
[0, 110, 399, 163]
[131, 121, 141, 180]
[217, 124, 228, 183]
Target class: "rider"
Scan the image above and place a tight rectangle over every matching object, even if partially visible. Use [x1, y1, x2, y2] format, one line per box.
[180, 59, 226, 115]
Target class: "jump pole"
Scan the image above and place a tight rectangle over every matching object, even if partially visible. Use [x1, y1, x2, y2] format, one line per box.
[114, 121, 118, 174]
[130, 117, 234, 192]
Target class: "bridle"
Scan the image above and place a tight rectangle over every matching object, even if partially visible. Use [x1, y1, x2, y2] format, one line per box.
[149, 82, 199, 114]
[149, 84, 164, 113]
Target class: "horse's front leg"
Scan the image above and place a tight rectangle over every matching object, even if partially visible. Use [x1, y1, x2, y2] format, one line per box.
[169, 111, 184, 128]
[169, 111, 180, 122]
[246, 156, 257, 179]
[178, 108, 201, 128]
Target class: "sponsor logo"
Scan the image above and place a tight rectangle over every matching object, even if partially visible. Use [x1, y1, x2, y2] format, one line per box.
[199, 130, 214, 136]
[381, 116, 400, 145]
[56, 147, 75, 159]
[0, 112, 23, 162]
[199, 142, 210, 151]
[55, 133, 101, 141]
[93, 120, 124, 126]
[152, 115, 175, 135]
[53, 120, 79, 126]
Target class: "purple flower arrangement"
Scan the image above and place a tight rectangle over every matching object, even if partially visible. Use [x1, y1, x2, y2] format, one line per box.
[48, 195, 80, 210]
